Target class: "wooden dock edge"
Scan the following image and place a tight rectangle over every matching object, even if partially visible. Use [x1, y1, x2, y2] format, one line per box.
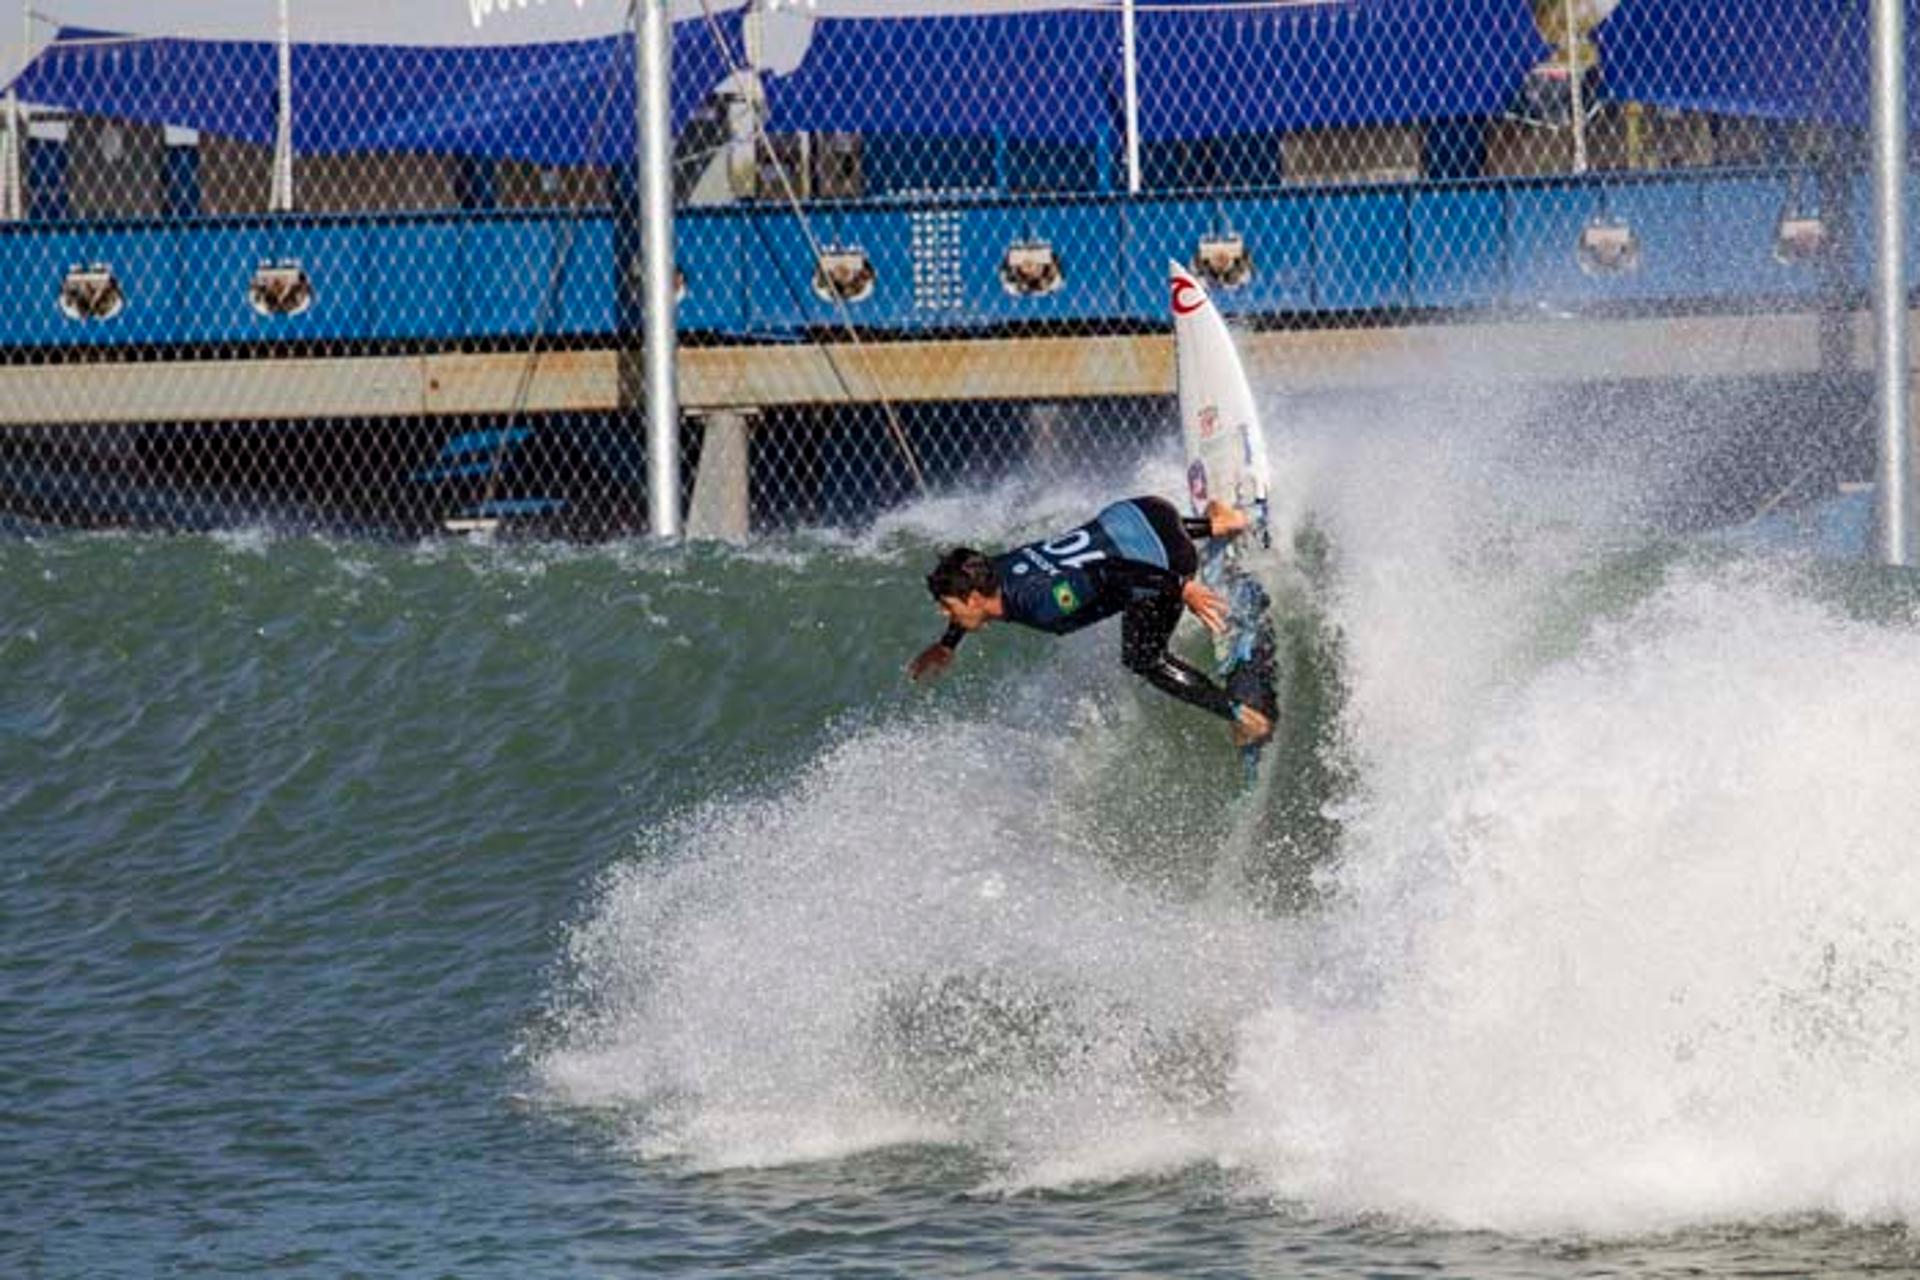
[0, 312, 1872, 427]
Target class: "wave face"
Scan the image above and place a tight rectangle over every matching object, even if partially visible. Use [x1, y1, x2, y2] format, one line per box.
[12, 376, 1920, 1273]
[536, 386, 1920, 1238]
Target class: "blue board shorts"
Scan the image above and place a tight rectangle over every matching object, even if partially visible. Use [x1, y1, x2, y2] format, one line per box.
[1096, 496, 1199, 578]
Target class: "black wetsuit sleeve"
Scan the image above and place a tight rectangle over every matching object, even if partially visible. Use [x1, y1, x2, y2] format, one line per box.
[938, 622, 967, 651]
[1182, 516, 1212, 540]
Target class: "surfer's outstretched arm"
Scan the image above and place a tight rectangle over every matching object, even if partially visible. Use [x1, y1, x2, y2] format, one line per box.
[907, 623, 967, 682]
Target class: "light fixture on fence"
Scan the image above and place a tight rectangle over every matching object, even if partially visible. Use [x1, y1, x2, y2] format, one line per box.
[58, 263, 126, 322]
[999, 239, 1063, 297]
[675, 266, 688, 303]
[249, 258, 315, 317]
[1193, 231, 1254, 290]
[1575, 212, 1639, 277]
[1773, 209, 1827, 265]
[812, 245, 875, 304]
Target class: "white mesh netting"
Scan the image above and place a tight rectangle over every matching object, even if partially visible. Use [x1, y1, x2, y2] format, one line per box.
[0, 1, 1887, 534]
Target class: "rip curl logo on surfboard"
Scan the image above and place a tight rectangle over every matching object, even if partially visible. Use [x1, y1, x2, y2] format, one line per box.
[1171, 277, 1206, 316]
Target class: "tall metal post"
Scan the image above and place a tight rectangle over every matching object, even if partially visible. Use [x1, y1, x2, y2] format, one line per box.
[270, 0, 294, 212]
[2, 81, 20, 224]
[1122, 0, 1140, 194]
[639, 0, 681, 538]
[1873, 0, 1912, 565]
[3, 3, 26, 222]
[1564, 0, 1589, 174]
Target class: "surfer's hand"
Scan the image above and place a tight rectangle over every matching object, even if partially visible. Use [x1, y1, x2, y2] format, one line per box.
[1182, 580, 1230, 634]
[1204, 499, 1249, 539]
[1232, 704, 1273, 747]
[907, 643, 955, 683]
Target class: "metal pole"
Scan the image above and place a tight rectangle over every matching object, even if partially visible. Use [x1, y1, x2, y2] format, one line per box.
[2, 83, 20, 224]
[1564, 0, 1589, 175]
[4, 2, 26, 222]
[639, 0, 681, 538]
[1873, 0, 1911, 565]
[1122, 0, 1140, 194]
[271, 0, 294, 212]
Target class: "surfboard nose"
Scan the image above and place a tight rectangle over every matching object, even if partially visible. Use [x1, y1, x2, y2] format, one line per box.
[1170, 261, 1211, 317]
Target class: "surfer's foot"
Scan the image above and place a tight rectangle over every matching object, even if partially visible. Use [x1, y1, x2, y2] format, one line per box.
[1231, 705, 1273, 747]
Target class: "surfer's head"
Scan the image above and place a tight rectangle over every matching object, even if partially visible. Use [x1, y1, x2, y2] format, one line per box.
[927, 547, 1000, 630]
[927, 548, 997, 601]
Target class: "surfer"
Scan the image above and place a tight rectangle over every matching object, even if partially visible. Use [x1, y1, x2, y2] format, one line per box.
[908, 495, 1274, 744]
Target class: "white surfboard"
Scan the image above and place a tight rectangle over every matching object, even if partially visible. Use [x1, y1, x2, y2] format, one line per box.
[1172, 261, 1271, 545]
[1170, 261, 1278, 776]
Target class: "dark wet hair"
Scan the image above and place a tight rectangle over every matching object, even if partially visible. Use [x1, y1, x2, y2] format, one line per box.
[926, 547, 998, 600]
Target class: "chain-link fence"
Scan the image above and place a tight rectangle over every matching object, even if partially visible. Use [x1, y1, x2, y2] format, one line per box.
[0, 1, 1895, 535]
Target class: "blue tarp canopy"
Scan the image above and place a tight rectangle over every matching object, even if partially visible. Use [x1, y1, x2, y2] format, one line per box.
[9, 2, 1548, 164]
[1596, 0, 1910, 127]
[10, 26, 741, 165]
[754, 0, 1546, 143]
[755, 11, 1119, 144]
[1137, 0, 1547, 138]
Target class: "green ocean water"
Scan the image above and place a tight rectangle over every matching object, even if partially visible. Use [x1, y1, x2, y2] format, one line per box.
[12, 463, 1920, 1276]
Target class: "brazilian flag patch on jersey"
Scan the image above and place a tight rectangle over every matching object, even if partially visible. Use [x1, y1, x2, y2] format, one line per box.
[1051, 581, 1080, 614]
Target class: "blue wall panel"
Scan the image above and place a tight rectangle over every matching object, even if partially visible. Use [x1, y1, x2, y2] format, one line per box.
[176, 220, 370, 345]
[1507, 181, 1707, 306]
[740, 205, 919, 331]
[0, 168, 1850, 352]
[0, 224, 180, 347]
[460, 216, 569, 339]
[953, 201, 1122, 327]
[1848, 171, 1920, 292]
[1696, 176, 1824, 301]
[1314, 191, 1408, 310]
[1602, 181, 1706, 301]
[1410, 186, 1505, 308]
[1505, 184, 1601, 305]
[676, 213, 744, 334]
[1121, 196, 1313, 319]
[555, 217, 615, 335]
[0, 231, 30, 343]
[365, 218, 462, 340]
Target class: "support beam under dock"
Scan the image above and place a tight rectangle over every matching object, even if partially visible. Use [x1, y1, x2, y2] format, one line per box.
[0, 311, 1904, 428]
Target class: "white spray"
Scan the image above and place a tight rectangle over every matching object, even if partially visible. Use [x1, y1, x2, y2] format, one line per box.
[540, 375, 1920, 1236]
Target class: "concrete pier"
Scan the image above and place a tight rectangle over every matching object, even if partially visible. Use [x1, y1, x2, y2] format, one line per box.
[686, 409, 752, 541]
